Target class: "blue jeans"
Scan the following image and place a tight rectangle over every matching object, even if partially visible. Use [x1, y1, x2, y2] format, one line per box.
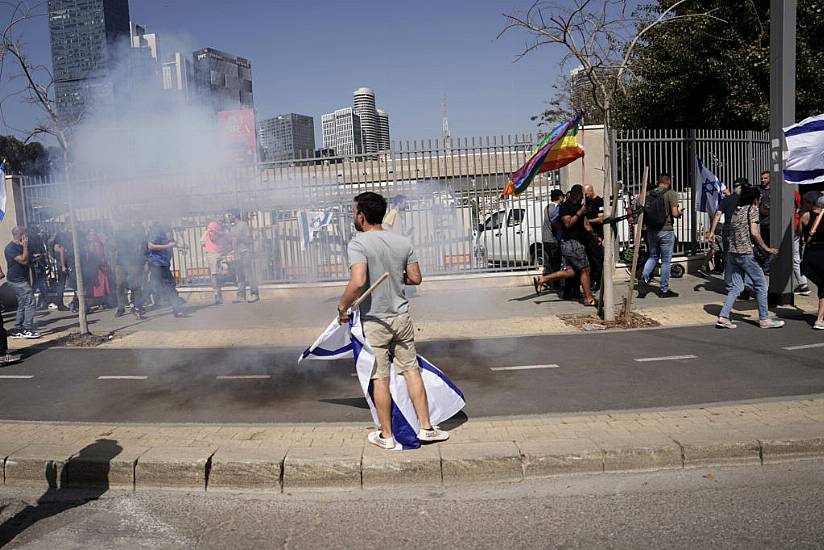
[720, 254, 769, 321]
[7, 280, 36, 331]
[641, 230, 675, 292]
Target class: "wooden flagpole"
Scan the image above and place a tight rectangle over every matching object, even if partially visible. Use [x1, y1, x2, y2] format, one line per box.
[351, 272, 390, 309]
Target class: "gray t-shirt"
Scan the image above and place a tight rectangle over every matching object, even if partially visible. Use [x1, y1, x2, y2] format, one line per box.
[541, 202, 558, 244]
[348, 230, 419, 319]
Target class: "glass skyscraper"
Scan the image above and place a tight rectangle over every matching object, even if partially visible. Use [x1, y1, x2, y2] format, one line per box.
[48, 0, 131, 123]
[192, 48, 254, 113]
[257, 114, 315, 162]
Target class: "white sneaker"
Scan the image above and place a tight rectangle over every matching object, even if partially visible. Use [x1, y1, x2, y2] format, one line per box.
[759, 319, 785, 329]
[813, 321, 824, 330]
[716, 317, 737, 329]
[418, 426, 449, 443]
[367, 430, 397, 450]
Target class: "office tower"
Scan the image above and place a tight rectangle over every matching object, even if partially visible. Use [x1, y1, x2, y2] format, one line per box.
[48, 0, 132, 123]
[257, 113, 316, 162]
[321, 108, 363, 157]
[353, 87, 378, 154]
[192, 48, 254, 112]
[376, 108, 390, 151]
[162, 52, 194, 103]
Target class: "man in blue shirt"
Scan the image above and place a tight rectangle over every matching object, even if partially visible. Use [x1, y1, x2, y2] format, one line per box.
[147, 222, 186, 318]
[4, 226, 41, 339]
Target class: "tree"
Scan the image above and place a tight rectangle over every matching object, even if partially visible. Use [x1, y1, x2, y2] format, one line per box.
[0, 135, 52, 175]
[2, 1, 90, 333]
[501, 0, 714, 321]
[613, 0, 824, 129]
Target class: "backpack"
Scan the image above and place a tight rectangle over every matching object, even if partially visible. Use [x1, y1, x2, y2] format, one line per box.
[644, 188, 669, 229]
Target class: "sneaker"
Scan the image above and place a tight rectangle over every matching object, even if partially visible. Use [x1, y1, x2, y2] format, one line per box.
[48, 303, 58, 310]
[814, 321, 824, 330]
[247, 293, 260, 303]
[0, 353, 22, 365]
[637, 278, 648, 299]
[418, 426, 449, 443]
[367, 430, 397, 450]
[716, 317, 737, 329]
[9, 330, 24, 339]
[22, 330, 42, 339]
[795, 285, 812, 296]
[759, 319, 785, 329]
[658, 289, 679, 298]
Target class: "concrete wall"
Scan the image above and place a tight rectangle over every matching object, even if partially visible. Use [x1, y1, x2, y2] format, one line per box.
[560, 125, 607, 197]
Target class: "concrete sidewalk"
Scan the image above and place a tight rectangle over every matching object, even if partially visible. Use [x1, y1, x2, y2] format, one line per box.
[8, 272, 820, 350]
[1, 397, 822, 492]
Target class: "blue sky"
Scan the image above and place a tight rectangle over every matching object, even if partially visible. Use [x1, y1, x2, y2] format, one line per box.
[2, 0, 566, 144]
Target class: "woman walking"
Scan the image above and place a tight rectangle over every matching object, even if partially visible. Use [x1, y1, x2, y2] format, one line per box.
[716, 186, 784, 329]
[799, 191, 824, 330]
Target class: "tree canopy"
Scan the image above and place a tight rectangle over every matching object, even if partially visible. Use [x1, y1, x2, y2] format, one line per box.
[612, 0, 824, 130]
[0, 135, 53, 176]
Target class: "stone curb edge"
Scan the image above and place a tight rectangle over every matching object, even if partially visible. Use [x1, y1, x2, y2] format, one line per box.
[2, 434, 822, 493]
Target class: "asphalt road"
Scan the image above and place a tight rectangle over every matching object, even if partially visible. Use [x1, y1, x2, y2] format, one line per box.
[0, 317, 822, 424]
[1, 461, 823, 549]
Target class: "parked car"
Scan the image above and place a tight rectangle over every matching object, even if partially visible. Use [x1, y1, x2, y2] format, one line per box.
[475, 195, 550, 267]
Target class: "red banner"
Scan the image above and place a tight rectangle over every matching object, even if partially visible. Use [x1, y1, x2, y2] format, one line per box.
[218, 109, 257, 164]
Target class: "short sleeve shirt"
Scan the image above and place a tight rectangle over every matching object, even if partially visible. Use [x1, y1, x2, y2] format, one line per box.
[4, 242, 29, 283]
[585, 196, 605, 237]
[148, 225, 173, 267]
[558, 201, 587, 243]
[717, 194, 740, 232]
[729, 205, 758, 255]
[347, 230, 418, 319]
[660, 189, 680, 232]
[541, 203, 558, 243]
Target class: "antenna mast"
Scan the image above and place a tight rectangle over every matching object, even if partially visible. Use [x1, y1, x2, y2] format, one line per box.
[442, 93, 451, 148]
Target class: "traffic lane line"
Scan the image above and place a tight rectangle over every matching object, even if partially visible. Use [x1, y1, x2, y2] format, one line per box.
[634, 355, 698, 363]
[490, 364, 561, 371]
[97, 376, 148, 380]
[783, 342, 824, 351]
[215, 375, 272, 380]
[0, 375, 33, 379]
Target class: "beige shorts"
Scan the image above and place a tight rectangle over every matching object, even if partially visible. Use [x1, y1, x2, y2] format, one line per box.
[362, 313, 418, 380]
[206, 253, 223, 274]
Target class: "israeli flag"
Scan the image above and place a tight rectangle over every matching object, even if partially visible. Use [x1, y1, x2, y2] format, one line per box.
[299, 310, 466, 450]
[0, 159, 7, 222]
[784, 114, 824, 185]
[695, 158, 725, 214]
[299, 209, 333, 249]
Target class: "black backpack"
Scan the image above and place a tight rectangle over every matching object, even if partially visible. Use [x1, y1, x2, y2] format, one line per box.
[644, 188, 669, 229]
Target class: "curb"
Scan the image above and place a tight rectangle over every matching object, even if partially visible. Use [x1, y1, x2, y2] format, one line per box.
[2, 433, 822, 493]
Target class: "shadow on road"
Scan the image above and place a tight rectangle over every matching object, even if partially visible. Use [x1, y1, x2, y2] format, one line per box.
[0, 438, 122, 548]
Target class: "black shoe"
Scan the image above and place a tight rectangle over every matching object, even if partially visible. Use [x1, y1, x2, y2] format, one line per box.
[739, 289, 752, 301]
[637, 278, 649, 298]
[57, 304, 69, 312]
[115, 308, 126, 318]
[659, 290, 679, 298]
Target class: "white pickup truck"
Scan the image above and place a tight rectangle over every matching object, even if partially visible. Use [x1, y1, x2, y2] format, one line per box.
[475, 196, 551, 267]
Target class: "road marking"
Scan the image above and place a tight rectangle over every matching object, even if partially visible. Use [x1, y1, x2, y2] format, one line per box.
[0, 375, 33, 379]
[783, 342, 824, 351]
[216, 375, 271, 380]
[634, 355, 698, 363]
[490, 364, 561, 371]
[97, 376, 147, 380]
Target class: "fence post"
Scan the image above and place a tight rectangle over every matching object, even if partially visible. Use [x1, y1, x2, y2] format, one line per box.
[686, 129, 698, 254]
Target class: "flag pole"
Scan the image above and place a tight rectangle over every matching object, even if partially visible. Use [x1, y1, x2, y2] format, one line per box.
[352, 272, 390, 309]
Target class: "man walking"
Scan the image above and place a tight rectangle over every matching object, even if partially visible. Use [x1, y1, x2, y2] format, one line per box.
[639, 173, 682, 298]
[0, 263, 22, 365]
[5, 227, 41, 339]
[147, 222, 186, 318]
[583, 184, 605, 289]
[225, 210, 259, 303]
[337, 192, 448, 450]
[113, 218, 148, 319]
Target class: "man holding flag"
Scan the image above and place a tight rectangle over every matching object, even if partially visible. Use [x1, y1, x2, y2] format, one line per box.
[335, 192, 450, 450]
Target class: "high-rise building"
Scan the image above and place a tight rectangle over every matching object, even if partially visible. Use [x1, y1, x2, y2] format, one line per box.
[192, 48, 253, 112]
[569, 65, 619, 125]
[353, 87, 378, 154]
[257, 113, 316, 162]
[162, 52, 194, 103]
[376, 108, 390, 151]
[127, 21, 161, 94]
[321, 108, 363, 157]
[48, 0, 132, 123]
[322, 87, 390, 156]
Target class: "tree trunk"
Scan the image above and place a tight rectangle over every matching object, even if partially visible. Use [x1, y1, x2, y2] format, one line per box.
[63, 149, 88, 334]
[600, 106, 618, 321]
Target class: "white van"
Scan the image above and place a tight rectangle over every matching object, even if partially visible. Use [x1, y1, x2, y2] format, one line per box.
[475, 195, 551, 267]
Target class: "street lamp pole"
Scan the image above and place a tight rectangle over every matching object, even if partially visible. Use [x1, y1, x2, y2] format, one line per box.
[768, 0, 797, 306]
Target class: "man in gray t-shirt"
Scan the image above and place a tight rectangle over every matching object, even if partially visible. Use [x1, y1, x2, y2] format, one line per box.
[337, 192, 449, 451]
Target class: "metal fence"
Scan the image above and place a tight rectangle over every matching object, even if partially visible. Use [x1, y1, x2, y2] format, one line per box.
[613, 129, 770, 255]
[15, 129, 769, 286]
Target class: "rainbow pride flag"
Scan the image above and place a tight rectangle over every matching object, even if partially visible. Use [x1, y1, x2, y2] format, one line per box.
[501, 115, 585, 197]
